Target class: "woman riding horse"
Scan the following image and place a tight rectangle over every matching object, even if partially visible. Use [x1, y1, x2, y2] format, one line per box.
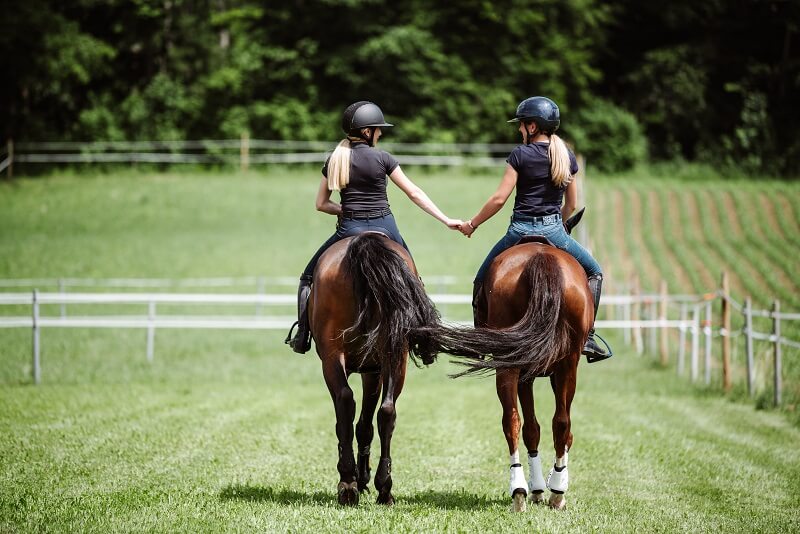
[458, 96, 611, 362]
[286, 101, 461, 355]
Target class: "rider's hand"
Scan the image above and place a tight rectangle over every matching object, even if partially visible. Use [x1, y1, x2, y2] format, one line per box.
[460, 220, 476, 238]
[445, 218, 463, 230]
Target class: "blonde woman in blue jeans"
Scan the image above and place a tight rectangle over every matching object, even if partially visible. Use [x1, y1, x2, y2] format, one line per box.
[460, 96, 611, 362]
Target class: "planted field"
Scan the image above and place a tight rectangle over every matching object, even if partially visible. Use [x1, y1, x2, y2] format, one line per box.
[1, 169, 800, 531]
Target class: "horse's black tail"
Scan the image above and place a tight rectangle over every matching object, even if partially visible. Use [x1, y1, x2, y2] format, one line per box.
[343, 233, 440, 368]
[425, 252, 575, 380]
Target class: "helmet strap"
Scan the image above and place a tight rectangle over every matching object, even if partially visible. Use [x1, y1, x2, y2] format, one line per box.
[365, 128, 375, 147]
[524, 123, 537, 145]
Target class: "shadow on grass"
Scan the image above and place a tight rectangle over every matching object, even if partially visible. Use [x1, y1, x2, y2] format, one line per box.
[219, 484, 505, 509]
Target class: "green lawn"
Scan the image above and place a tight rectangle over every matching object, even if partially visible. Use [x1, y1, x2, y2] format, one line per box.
[1, 169, 800, 531]
[2, 332, 799, 532]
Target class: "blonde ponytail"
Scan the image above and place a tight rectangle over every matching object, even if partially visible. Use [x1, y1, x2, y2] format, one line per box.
[548, 134, 573, 188]
[327, 139, 352, 191]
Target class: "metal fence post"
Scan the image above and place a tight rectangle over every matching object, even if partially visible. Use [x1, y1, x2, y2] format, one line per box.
[745, 297, 754, 397]
[32, 289, 41, 385]
[773, 300, 782, 406]
[146, 301, 156, 362]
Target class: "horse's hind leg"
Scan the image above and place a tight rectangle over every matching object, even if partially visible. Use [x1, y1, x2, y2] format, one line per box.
[322, 357, 359, 506]
[374, 361, 406, 505]
[547, 356, 578, 510]
[497, 368, 527, 512]
[518, 379, 546, 504]
[356, 372, 381, 493]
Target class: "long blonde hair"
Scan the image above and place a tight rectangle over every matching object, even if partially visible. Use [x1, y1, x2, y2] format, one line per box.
[327, 138, 353, 191]
[548, 133, 573, 188]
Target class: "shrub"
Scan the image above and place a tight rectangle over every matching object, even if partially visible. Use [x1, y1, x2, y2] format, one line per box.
[566, 100, 647, 173]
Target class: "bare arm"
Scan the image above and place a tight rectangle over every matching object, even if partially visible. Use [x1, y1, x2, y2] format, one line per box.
[561, 178, 578, 220]
[461, 164, 518, 237]
[315, 176, 341, 215]
[389, 166, 461, 228]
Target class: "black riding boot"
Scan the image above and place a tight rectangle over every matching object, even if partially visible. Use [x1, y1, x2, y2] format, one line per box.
[583, 275, 613, 363]
[285, 275, 312, 354]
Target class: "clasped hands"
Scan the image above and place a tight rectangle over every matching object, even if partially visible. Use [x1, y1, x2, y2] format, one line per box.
[444, 218, 477, 238]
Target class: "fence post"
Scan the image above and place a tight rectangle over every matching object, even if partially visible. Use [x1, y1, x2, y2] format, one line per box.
[32, 289, 40, 385]
[704, 300, 712, 385]
[240, 132, 250, 173]
[659, 280, 668, 365]
[773, 300, 782, 406]
[146, 301, 156, 362]
[6, 139, 13, 179]
[678, 303, 687, 376]
[632, 275, 643, 355]
[745, 297, 754, 397]
[721, 271, 731, 392]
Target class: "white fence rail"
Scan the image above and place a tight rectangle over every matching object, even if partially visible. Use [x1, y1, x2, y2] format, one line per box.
[1, 274, 796, 403]
[0, 289, 697, 386]
[4, 138, 518, 171]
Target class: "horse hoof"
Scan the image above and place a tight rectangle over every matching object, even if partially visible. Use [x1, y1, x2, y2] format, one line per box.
[337, 482, 359, 506]
[376, 492, 395, 506]
[548, 493, 566, 510]
[529, 490, 545, 504]
[512, 490, 527, 512]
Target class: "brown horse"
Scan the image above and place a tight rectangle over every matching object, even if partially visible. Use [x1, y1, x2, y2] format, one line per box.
[308, 232, 438, 506]
[427, 239, 593, 511]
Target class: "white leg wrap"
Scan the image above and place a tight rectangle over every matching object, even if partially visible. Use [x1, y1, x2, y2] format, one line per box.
[528, 454, 546, 493]
[547, 452, 569, 494]
[509, 451, 527, 497]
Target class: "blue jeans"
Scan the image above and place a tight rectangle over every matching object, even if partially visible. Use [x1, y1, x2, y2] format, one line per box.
[474, 214, 602, 283]
[302, 212, 410, 278]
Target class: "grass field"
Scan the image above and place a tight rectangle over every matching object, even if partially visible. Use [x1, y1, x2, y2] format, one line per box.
[2, 168, 800, 531]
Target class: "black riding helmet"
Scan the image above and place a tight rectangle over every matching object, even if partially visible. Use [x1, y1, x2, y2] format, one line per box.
[342, 101, 393, 146]
[508, 96, 560, 134]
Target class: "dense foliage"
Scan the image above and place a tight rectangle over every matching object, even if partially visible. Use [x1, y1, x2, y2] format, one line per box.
[2, 0, 799, 174]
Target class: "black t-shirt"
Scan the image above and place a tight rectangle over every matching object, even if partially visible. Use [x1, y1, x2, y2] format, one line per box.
[322, 142, 399, 211]
[507, 142, 578, 217]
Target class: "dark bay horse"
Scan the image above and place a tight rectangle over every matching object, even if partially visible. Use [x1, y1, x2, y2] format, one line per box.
[428, 239, 593, 511]
[308, 232, 438, 506]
